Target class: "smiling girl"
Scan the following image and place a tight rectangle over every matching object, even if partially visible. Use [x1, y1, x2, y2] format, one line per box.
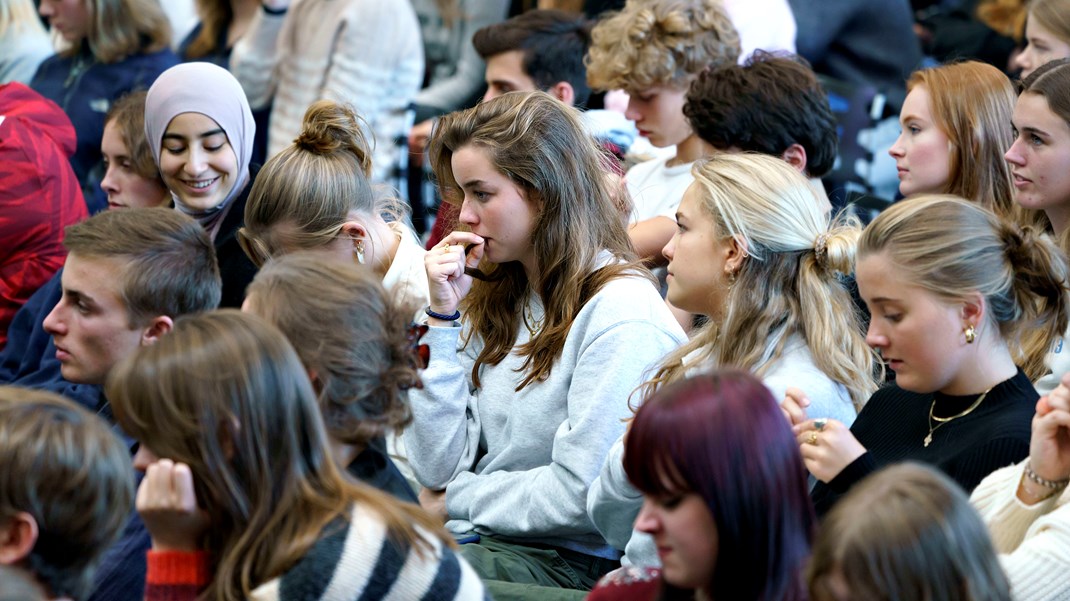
[790, 195, 1069, 516]
[145, 61, 259, 308]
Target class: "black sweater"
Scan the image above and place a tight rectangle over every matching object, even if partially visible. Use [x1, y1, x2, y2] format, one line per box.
[811, 369, 1035, 516]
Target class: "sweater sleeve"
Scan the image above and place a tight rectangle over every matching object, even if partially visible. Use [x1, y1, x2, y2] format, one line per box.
[444, 320, 681, 538]
[143, 550, 211, 601]
[318, 1, 423, 183]
[972, 462, 1070, 601]
[228, 6, 288, 110]
[587, 437, 642, 551]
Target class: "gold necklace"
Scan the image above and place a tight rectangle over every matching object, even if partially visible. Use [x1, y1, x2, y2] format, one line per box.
[924, 386, 994, 447]
[523, 307, 543, 338]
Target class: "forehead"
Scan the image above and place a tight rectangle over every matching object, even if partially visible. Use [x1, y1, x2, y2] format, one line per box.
[1014, 92, 1060, 124]
[62, 254, 129, 304]
[485, 50, 538, 91]
[164, 111, 225, 136]
[901, 85, 933, 117]
[101, 120, 128, 154]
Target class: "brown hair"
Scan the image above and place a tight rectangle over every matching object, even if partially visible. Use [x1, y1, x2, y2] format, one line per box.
[0, 386, 134, 600]
[63, 208, 221, 326]
[107, 310, 452, 601]
[240, 100, 406, 266]
[104, 90, 164, 183]
[183, 0, 231, 60]
[905, 61, 1017, 219]
[585, 0, 740, 92]
[64, 0, 171, 63]
[245, 253, 417, 447]
[1023, 0, 1070, 44]
[1018, 59, 1070, 249]
[858, 195, 1070, 381]
[809, 463, 1012, 601]
[428, 91, 647, 390]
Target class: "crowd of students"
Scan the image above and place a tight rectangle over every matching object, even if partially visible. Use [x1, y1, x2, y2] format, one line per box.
[4, 0, 1070, 600]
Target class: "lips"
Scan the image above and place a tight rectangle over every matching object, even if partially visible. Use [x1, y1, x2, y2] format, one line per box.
[54, 344, 72, 362]
[180, 176, 220, 193]
[1012, 172, 1033, 187]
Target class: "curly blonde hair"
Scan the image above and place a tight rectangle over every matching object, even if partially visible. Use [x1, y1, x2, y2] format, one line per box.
[586, 0, 740, 92]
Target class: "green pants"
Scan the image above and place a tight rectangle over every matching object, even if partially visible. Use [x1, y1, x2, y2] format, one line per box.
[458, 537, 619, 601]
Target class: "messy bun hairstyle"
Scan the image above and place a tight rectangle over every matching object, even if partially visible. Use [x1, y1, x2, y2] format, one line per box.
[643, 153, 879, 409]
[244, 252, 417, 446]
[585, 0, 740, 92]
[858, 195, 1070, 381]
[241, 100, 405, 264]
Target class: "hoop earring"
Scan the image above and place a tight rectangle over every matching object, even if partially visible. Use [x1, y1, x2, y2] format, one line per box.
[355, 239, 365, 265]
[964, 324, 976, 344]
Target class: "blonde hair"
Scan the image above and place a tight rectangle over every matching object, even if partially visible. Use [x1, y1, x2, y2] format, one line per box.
[1025, 0, 1070, 45]
[858, 195, 1070, 381]
[62, 0, 171, 64]
[644, 153, 879, 409]
[809, 463, 1012, 601]
[0, 0, 46, 38]
[240, 100, 405, 266]
[245, 253, 417, 447]
[428, 91, 647, 390]
[108, 311, 451, 601]
[906, 62, 1018, 220]
[585, 0, 740, 92]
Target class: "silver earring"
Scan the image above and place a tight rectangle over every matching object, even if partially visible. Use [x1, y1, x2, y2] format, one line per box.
[355, 240, 365, 264]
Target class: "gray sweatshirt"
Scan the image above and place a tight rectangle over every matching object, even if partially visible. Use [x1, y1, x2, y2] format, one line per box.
[405, 274, 685, 559]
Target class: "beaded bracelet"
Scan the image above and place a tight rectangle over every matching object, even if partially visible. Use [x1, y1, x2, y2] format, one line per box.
[1025, 461, 1070, 491]
[261, 3, 287, 15]
[425, 306, 461, 321]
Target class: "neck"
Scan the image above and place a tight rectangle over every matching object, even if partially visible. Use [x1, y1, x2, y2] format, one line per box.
[228, 0, 260, 46]
[1047, 207, 1070, 237]
[668, 133, 712, 166]
[939, 341, 1018, 396]
[328, 438, 364, 469]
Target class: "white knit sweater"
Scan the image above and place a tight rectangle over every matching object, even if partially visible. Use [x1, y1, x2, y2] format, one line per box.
[230, 1, 424, 185]
[971, 460, 1070, 601]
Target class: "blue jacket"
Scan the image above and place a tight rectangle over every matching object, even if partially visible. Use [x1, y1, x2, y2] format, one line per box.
[30, 44, 178, 213]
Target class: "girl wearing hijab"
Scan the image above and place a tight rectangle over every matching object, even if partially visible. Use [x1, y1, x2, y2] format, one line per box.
[145, 61, 259, 308]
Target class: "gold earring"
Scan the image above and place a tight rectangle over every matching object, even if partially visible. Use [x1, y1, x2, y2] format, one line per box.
[964, 324, 976, 344]
[355, 240, 365, 265]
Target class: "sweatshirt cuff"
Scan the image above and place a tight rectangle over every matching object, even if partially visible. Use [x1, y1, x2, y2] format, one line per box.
[146, 550, 211, 587]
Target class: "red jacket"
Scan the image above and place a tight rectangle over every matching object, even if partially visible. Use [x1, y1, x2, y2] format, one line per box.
[0, 83, 87, 349]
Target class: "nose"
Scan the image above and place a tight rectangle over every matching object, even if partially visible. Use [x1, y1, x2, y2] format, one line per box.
[865, 320, 888, 350]
[1014, 48, 1032, 74]
[132, 444, 159, 472]
[1005, 137, 1026, 166]
[634, 498, 662, 535]
[662, 231, 678, 262]
[625, 97, 643, 123]
[101, 165, 119, 196]
[458, 197, 477, 226]
[888, 132, 906, 159]
[43, 302, 65, 336]
[183, 147, 208, 176]
[483, 88, 499, 103]
[39, 0, 53, 17]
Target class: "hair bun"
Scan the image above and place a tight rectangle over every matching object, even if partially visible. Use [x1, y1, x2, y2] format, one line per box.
[293, 100, 373, 177]
[813, 224, 860, 275]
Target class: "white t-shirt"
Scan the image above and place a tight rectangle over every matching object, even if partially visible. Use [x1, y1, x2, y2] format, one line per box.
[624, 156, 695, 224]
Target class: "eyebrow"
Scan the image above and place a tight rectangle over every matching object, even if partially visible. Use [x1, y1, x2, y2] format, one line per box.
[63, 288, 97, 308]
[459, 178, 488, 189]
[162, 128, 226, 141]
[899, 113, 925, 124]
[868, 296, 900, 304]
[1017, 125, 1051, 138]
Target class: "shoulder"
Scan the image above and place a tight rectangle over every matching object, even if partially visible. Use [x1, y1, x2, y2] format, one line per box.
[576, 271, 681, 332]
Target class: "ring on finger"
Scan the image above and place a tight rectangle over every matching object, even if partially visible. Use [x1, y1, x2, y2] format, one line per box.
[441, 244, 450, 254]
[807, 431, 818, 445]
[814, 418, 828, 432]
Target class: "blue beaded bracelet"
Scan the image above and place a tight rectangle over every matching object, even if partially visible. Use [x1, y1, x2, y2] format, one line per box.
[425, 306, 461, 321]
[261, 3, 287, 15]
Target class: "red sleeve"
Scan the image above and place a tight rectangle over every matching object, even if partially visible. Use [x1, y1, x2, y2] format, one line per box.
[143, 550, 211, 601]
[586, 567, 663, 601]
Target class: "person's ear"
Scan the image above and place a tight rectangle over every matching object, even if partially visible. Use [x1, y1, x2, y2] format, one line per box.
[0, 513, 38, 565]
[960, 292, 986, 340]
[780, 143, 809, 174]
[141, 316, 174, 346]
[723, 235, 749, 275]
[548, 81, 576, 107]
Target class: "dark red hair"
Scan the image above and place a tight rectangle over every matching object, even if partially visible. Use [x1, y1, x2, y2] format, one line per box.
[624, 370, 814, 601]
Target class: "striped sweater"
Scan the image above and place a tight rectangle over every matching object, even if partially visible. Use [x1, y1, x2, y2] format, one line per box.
[229, 1, 424, 185]
[144, 503, 490, 601]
